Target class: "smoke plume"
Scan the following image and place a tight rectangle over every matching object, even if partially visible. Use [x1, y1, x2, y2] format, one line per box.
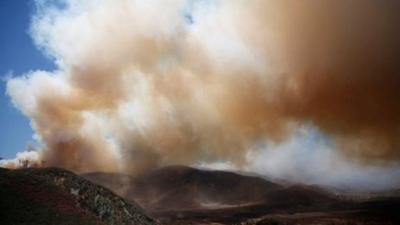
[3, 0, 400, 183]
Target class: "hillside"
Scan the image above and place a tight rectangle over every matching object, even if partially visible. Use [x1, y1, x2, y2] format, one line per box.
[0, 167, 155, 225]
[2, 166, 398, 225]
[83, 166, 400, 224]
[83, 165, 337, 211]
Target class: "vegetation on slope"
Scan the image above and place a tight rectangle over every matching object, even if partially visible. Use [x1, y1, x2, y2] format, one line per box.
[0, 167, 155, 225]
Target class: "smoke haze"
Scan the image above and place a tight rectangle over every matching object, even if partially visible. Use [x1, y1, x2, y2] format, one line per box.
[2, 0, 400, 189]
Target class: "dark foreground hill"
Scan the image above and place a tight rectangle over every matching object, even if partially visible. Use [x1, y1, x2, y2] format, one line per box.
[0, 167, 155, 225]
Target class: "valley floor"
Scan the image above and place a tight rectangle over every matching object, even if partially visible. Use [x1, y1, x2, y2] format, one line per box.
[154, 202, 400, 225]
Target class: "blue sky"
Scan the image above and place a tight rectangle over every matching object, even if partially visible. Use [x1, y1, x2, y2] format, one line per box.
[0, 0, 55, 159]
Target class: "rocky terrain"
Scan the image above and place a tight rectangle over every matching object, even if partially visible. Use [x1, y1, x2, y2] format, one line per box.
[0, 167, 155, 225]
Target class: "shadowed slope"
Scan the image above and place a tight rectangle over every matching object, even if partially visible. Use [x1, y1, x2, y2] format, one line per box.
[0, 167, 155, 225]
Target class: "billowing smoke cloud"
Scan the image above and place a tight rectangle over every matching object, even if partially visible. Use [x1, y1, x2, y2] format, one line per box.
[0, 150, 40, 169]
[247, 126, 400, 192]
[199, 126, 400, 192]
[3, 0, 400, 184]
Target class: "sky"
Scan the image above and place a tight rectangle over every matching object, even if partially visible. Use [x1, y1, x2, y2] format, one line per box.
[0, 0, 55, 159]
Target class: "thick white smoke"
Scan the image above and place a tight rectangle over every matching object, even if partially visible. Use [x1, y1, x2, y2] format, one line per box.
[2, 0, 400, 190]
[247, 126, 400, 192]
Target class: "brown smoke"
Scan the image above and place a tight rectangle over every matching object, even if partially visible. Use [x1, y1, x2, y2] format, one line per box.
[5, 0, 400, 174]
[263, 1, 400, 160]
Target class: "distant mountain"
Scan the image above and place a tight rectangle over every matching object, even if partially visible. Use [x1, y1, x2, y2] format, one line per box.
[83, 165, 337, 211]
[0, 167, 155, 225]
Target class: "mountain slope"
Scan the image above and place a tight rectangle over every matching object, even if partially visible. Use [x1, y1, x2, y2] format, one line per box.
[83, 165, 336, 211]
[0, 167, 155, 225]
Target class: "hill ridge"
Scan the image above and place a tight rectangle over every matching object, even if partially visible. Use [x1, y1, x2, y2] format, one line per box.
[0, 167, 156, 225]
